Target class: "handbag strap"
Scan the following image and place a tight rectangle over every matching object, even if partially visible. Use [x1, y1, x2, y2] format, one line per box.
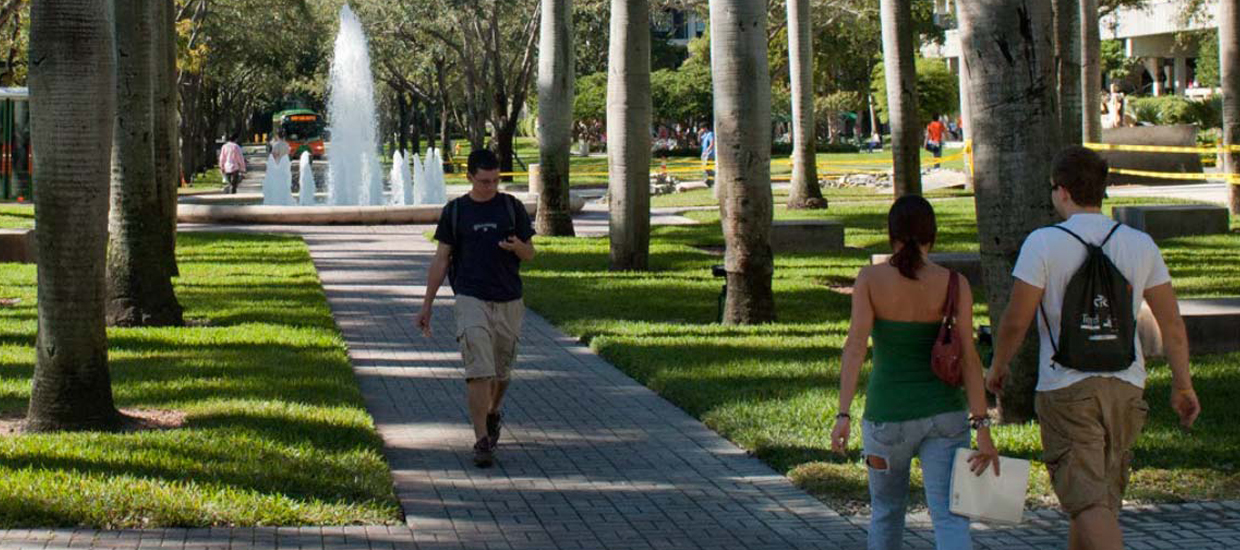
[941, 271, 959, 328]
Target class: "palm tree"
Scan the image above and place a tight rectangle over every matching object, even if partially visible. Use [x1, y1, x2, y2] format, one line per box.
[106, 0, 184, 327]
[879, 0, 921, 197]
[154, 0, 180, 278]
[712, 0, 775, 324]
[536, 0, 576, 236]
[785, 0, 826, 210]
[1056, 0, 1083, 145]
[1081, 0, 1102, 142]
[27, 0, 122, 431]
[607, 0, 651, 270]
[958, 0, 1061, 422]
[1222, 0, 1240, 214]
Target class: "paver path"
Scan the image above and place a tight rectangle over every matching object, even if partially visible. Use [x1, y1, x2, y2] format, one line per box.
[306, 224, 865, 550]
[3, 223, 1239, 550]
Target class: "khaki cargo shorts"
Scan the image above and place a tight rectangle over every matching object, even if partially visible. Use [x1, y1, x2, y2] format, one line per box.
[1035, 376, 1149, 518]
[454, 294, 524, 381]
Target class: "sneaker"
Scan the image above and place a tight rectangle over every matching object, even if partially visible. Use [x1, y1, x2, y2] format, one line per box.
[472, 437, 494, 468]
[486, 412, 502, 447]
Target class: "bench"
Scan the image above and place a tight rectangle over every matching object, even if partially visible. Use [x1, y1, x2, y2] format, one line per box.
[769, 220, 844, 253]
[1112, 205, 1230, 240]
[0, 228, 35, 263]
[1138, 298, 1240, 357]
[870, 252, 982, 287]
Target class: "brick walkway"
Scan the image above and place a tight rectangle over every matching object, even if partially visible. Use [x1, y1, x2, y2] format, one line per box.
[4, 223, 1238, 550]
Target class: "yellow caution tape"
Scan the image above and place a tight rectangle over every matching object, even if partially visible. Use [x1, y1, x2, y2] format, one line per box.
[1084, 142, 1240, 154]
[1109, 167, 1240, 184]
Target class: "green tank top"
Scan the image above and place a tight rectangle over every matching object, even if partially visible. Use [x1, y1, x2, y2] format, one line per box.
[863, 318, 966, 422]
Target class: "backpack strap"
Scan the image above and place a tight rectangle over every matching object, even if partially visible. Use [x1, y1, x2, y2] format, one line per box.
[449, 196, 460, 244]
[1099, 222, 1123, 247]
[504, 193, 518, 231]
[1047, 224, 1089, 248]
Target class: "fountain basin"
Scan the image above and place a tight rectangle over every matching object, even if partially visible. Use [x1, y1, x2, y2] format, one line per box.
[177, 192, 586, 225]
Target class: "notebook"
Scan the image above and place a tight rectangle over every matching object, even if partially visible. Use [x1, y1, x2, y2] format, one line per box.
[949, 448, 1032, 524]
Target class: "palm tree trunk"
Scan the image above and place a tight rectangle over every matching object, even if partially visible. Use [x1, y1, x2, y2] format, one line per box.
[957, 62, 973, 188]
[537, 0, 576, 236]
[1081, 0, 1102, 142]
[1056, 0, 1083, 145]
[712, 0, 775, 324]
[1222, 0, 1240, 214]
[959, 0, 1061, 423]
[785, 0, 825, 210]
[607, 0, 651, 270]
[106, 0, 184, 328]
[880, 0, 921, 197]
[27, 0, 122, 432]
[154, 0, 181, 280]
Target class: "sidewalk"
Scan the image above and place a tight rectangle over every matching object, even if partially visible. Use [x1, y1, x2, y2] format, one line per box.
[4, 222, 1238, 549]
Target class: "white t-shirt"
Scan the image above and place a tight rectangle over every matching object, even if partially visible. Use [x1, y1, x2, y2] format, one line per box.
[1012, 213, 1171, 392]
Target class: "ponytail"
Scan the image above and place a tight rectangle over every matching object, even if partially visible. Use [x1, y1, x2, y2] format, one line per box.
[886, 195, 937, 280]
[889, 237, 924, 280]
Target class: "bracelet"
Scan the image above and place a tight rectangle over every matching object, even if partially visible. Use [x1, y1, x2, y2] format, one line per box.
[835, 412, 851, 420]
[969, 415, 992, 430]
[1177, 387, 1196, 395]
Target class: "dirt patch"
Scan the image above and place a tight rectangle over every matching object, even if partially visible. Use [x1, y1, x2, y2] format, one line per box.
[0, 408, 187, 436]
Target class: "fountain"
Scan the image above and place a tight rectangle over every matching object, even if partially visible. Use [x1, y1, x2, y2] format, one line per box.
[389, 150, 410, 206]
[261, 152, 294, 206]
[178, 5, 574, 224]
[298, 151, 316, 206]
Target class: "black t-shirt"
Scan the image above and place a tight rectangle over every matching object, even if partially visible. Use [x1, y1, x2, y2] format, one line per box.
[433, 193, 535, 302]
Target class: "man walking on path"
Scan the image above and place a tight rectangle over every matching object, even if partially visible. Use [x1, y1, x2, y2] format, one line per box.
[218, 134, 246, 194]
[986, 146, 1201, 550]
[417, 149, 536, 468]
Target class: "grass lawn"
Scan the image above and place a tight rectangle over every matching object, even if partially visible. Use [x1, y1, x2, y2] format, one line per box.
[521, 194, 1240, 513]
[0, 232, 400, 527]
[445, 137, 965, 189]
[0, 205, 34, 229]
[183, 170, 228, 195]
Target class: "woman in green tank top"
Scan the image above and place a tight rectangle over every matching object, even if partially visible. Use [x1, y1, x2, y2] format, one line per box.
[830, 196, 999, 550]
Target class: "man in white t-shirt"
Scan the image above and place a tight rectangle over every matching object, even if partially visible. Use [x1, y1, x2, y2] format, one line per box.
[985, 146, 1200, 550]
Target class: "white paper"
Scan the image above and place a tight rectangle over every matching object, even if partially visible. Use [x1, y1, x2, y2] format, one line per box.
[949, 448, 1031, 524]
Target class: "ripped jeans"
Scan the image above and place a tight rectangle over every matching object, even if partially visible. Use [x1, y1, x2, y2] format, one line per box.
[861, 410, 972, 550]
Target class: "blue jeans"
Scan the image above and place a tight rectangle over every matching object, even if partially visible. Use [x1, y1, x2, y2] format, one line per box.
[862, 411, 972, 550]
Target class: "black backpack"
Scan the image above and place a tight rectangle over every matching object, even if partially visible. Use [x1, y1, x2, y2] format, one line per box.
[1038, 223, 1136, 372]
[444, 193, 519, 288]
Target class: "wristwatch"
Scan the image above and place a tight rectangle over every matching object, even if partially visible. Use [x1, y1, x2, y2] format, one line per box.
[969, 415, 992, 430]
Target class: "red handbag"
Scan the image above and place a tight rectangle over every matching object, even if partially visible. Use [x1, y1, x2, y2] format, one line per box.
[931, 271, 964, 386]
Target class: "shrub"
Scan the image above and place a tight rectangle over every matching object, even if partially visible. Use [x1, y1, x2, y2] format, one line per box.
[1128, 95, 1221, 128]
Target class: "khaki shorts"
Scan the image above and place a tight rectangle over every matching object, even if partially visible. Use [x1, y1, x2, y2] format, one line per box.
[1036, 376, 1149, 517]
[454, 295, 524, 381]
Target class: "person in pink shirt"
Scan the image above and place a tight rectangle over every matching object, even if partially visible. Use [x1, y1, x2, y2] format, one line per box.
[218, 134, 246, 194]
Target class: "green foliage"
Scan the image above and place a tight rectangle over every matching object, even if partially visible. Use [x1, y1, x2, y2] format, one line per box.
[1194, 29, 1219, 88]
[1102, 39, 1141, 82]
[573, 72, 608, 125]
[523, 197, 1240, 512]
[870, 58, 959, 125]
[651, 63, 714, 126]
[0, 232, 400, 527]
[1128, 95, 1222, 128]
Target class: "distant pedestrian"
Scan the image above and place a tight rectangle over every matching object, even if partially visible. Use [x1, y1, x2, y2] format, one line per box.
[924, 115, 946, 169]
[832, 195, 999, 550]
[987, 146, 1200, 550]
[699, 123, 716, 187]
[218, 134, 246, 194]
[417, 149, 536, 468]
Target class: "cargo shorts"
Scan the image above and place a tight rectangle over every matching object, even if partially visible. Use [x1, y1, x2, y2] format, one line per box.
[1035, 376, 1149, 518]
[454, 294, 524, 381]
